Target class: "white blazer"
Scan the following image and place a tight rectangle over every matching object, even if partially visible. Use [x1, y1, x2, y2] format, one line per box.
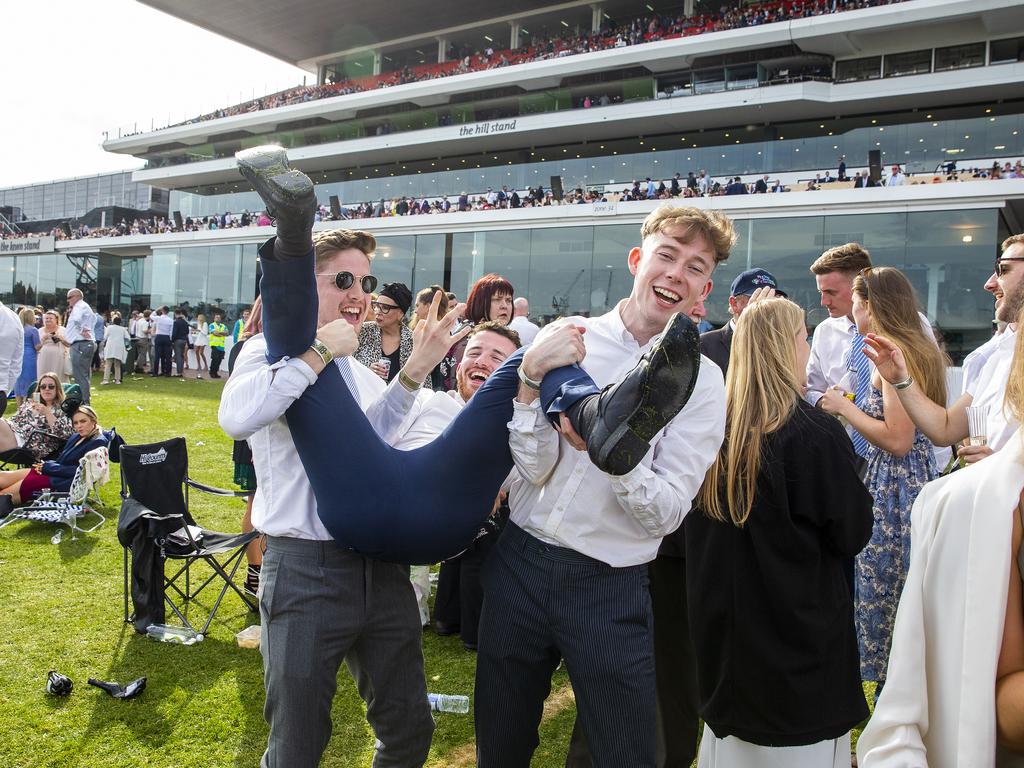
[858, 429, 1024, 768]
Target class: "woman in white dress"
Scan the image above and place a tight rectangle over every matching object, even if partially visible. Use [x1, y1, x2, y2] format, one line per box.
[101, 315, 130, 384]
[192, 313, 209, 378]
[857, 316, 1024, 768]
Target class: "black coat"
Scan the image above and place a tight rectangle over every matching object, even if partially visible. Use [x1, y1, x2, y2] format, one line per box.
[699, 324, 733, 375]
[684, 402, 872, 746]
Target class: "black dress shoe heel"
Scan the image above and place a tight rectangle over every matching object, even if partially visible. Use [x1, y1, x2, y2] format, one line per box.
[573, 313, 701, 476]
[235, 146, 316, 258]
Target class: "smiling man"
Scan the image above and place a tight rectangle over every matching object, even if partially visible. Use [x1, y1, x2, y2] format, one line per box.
[474, 206, 732, 768]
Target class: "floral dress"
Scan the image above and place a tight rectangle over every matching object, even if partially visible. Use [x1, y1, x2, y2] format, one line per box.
[5, 402, 74, 460]
[855, 386, 937, 683]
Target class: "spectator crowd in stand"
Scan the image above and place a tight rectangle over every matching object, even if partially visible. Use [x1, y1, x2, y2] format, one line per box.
[4, 158, 1021, 242]
[111, 0, 905, 134]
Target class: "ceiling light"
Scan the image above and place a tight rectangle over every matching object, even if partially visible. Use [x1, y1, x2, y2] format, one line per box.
[985, 108, 992, 113]
[962, 235, 973, 243]
[560, 20, 569, 27]
[995, 145, 1006, 150]
[484, 35, 493, 42]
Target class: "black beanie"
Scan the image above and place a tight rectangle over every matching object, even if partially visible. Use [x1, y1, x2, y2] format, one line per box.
[380, 282, 412, 314]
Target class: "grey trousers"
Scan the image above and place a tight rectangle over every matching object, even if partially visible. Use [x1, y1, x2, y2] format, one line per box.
[69, 340, 95, 404]
[260, 536, 434, 768]
[173, 339, 188, 376]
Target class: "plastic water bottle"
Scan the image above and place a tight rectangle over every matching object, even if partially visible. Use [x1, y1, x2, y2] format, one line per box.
[146, 624, 203, 645]
[427, 693, 470, 713]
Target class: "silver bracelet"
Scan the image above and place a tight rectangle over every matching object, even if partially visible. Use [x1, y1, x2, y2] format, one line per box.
[518, 366, 541, 391]
[893, 376, 914, 390]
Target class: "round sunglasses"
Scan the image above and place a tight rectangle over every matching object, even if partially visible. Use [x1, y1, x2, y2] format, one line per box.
[315, 271, 378, 293]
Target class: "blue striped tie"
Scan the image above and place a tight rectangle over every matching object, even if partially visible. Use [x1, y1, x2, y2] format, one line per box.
[846, 328, 871, 457]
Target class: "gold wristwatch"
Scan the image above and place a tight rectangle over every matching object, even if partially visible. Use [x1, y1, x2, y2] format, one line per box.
[309, 339, 334, 366]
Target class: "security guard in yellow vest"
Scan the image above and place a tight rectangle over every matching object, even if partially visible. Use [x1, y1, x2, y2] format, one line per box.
[208, 312, 229, 378]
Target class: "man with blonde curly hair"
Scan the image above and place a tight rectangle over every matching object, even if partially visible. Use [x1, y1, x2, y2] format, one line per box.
[476, 205, 732, 768]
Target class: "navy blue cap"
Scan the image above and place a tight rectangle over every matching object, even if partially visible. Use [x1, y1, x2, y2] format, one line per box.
[730, 268, 786, 298]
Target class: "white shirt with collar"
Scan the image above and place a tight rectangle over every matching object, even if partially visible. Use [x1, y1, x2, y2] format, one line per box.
[0, 302, 22, 394]
[964, 326, 1018, 450]
[64, 299, 96, 344]
[508, 315, 540, 346]
[960, 329, 1007, 396]
[153, 314, 174, 336]
[219, 335, 424, 540]
[506, 301, 726, 567]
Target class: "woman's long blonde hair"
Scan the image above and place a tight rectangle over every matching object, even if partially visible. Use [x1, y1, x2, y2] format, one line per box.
[852, 267, 948, 406]
[1005, 304, 1024, 422]
[697, 298, 805, 526]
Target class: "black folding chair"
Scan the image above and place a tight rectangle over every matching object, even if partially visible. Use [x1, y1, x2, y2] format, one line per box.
[118, 437, 257, 636]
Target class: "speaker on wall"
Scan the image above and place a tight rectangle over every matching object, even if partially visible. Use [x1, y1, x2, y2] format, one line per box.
[173, 210, 183, 229]
[550, 176, 564, 201]
[329, 195, 341, 219]
[868, 150, 882, 184]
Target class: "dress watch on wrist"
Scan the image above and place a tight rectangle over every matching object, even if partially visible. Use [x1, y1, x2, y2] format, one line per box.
[309, 339, 334, 366]
[518, 366, 542, 391]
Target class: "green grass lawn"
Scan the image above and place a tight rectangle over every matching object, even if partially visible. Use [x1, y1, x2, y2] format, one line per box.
[0, 373, 874, 767]
[0, 373, 576, 768]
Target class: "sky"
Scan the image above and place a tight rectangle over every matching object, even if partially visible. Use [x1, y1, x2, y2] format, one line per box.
[0, 0, 309, 188]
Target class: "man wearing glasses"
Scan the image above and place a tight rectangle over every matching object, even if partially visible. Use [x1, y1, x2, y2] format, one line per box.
[221, 224, 445, 767]
[866, 233, 1023, 462]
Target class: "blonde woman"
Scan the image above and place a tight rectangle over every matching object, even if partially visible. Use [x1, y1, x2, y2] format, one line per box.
[193, 312, 209, 376]
[858, 310, 1024, 767]
[687, 298, 873, 767]
[37, 310, 69, 383]
[818, 267, 949, 695]
[0, 404, 106, 515]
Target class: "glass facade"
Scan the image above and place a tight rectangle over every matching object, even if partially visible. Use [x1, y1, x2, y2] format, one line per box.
[0, 172, 167, 223]
[0, 209, 998, 362]
[170, 106, 1024, 217]
[0, 244, 258, 324]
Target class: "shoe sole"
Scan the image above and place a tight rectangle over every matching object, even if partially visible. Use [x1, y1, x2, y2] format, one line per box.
[592, 315, 701, 473]
[235, 146, 314, 218]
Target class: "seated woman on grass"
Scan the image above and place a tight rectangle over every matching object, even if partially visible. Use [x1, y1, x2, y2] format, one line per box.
[0, 404, 107, 516]
[0, 372, 73, 461]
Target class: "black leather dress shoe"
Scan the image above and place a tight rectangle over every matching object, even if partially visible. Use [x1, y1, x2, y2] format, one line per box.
[570, 313, 701, 475]
[235, 146, 316, 259]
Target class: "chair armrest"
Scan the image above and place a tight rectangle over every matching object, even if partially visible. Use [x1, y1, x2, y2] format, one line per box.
[186, 478, 251, 497]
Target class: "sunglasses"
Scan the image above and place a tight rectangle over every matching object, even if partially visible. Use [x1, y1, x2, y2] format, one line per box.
[38, 383, 57, 390]
[315, 271, 378, 293]
[995, 257, 1024, 277]
[370, 301, 400, 314]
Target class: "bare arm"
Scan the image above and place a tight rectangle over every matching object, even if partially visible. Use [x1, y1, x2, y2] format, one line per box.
[997, 495, 1024, 752]
[863, 333, 969, 447]
[819, 377, 916, 457]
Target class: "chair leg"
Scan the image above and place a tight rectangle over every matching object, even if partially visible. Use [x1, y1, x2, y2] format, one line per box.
[198, 549, 253, 635]
[123, 546, 130, 624]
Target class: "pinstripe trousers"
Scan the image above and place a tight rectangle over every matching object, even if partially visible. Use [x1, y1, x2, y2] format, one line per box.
[475, 523, 657, 768]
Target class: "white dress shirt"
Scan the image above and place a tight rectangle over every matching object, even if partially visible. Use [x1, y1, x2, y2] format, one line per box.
[152, 314, 173, 337]
[506, 302, 726, 567]
[219, 335, 423, 540]
[508, 316, 540, 346]
[0, 302, 23, 394]
[64, 299, 96, 344]
[964, 326, 1018, 450]
[960, 329, 1007, 396]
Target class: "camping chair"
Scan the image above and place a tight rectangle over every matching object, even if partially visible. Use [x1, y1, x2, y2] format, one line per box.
[0, 446, 109, 536]
[118, 437, 257, 636]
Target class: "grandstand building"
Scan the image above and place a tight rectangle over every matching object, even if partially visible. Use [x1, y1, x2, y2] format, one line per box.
[8, 0, 1024, 360]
